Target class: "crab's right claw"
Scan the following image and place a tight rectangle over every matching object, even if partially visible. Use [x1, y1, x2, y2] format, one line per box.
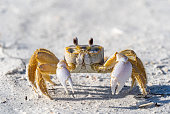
[110, 53, 132, 95]
[57, 60, 74, 95]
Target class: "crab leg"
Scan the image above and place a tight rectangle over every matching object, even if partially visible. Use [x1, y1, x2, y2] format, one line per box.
[39, 64, 57, 74]
[132, 65, 147, 95]
[28, 48, 59, 99]
[57, 60, 74, 95]
[28, 49, 59, 87]
[28, 51, 38, 89]
[110, 53, 132, 94]
[120, 49, 147, 95]
[120, 50, 147, 84]
[42, 74, 56, 86]
[37, 68, 52, 99]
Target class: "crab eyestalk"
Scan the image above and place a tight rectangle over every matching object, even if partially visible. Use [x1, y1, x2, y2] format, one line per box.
[73, 37, 78, 46]
[110, 53, 132, 95]
[89, 38, 93, 46]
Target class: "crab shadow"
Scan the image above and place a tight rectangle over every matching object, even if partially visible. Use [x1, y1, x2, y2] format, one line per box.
[50, 84, 130, 101]
[51, 84, 170, 109]
[109, 85, 170, 109]
[51, 84, 138, 101]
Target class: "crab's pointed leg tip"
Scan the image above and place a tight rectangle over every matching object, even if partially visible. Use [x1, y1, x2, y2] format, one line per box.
[71, 86, 75, 98]
[71, 93, 75, 98]
[49, 96, 53, 100]
[53, 83, 57, 86]
[71, 87, 74, 93]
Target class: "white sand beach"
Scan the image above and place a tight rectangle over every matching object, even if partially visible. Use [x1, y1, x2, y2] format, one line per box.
[0, 0, 170, 113]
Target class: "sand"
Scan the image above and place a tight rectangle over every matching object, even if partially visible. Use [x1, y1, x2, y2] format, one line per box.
[0, 0, 170, 114]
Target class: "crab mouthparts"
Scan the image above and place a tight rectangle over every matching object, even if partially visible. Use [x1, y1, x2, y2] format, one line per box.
[76, 52, 91, 65]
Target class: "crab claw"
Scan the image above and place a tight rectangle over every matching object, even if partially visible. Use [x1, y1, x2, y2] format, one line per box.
[111, 53, 132, 95]
[57, 60, 74, 96]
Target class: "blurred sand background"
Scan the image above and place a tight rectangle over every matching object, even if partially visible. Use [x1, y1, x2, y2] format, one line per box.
[0, 0, 170, 113]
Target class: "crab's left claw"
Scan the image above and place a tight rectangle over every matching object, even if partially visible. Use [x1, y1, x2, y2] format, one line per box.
[57, 60, 74, 95]
[110, 53, 132, 95]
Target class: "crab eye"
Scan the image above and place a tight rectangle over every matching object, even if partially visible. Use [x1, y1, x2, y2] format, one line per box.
[68, 48, 76, 53]
[81, 46, 86, 50]
[89, 47, 100, 53]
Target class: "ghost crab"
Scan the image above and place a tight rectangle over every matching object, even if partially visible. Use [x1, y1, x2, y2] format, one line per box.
[28, 38, 147, 99]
